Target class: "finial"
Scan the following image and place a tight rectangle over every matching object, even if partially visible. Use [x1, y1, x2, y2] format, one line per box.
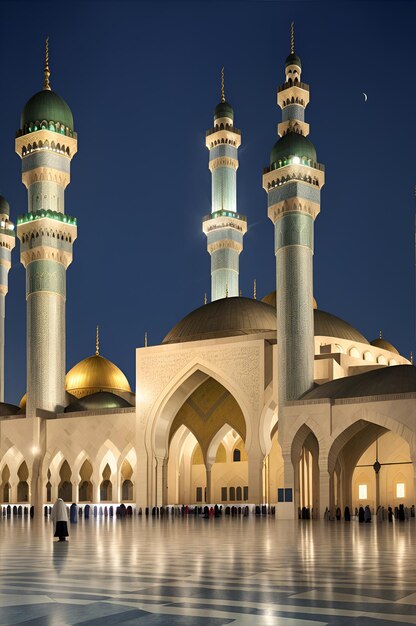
[44, 36, 51, 91]
[379, 329, 382, 339]
[225, 279, 229, 298]
[290, 21, 295, 55]
[253, 278, 257, 300]
[221, 67, 225, 103]
[204, 292, 207, 305]
[95, 325, 99, 355]
[239, 289, 242, 297]
[144, 331, 148, 347]
[410, 351, 413, 364]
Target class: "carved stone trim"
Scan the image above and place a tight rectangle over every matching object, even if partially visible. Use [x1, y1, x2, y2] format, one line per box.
[209, 157, 239, 172]
[207, 239, 243, 254]
[22, 167, 70, 189]
[268, 199, 320, 223]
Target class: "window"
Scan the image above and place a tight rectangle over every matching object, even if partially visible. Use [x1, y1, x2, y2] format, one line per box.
[229, 486, 235, 501]
[221, 487, 227, 501]
[358, 484, 367, 500]
[396, 483, 405, 498]
[233, 449, 241, 462]
[243, 486, 249, 501]
[236, 487, 242, 501]
[196, 487, 203, 502]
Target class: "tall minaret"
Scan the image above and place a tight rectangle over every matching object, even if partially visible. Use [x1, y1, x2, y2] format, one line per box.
[16, 39, 77, 417]
[263, 24, 325, 404]
[0, 195, 15, 402]
[203, 68, 247, 301]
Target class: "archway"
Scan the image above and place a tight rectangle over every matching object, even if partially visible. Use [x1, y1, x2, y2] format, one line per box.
[291, 425, 320, 519]
[17, 461, 29, 502]
[79, 459, 93, 502]
[165, 376, 248, 505]
[100, 464, 112, 501]
[121, 459, 134, 501]
[58, 460, 72, 502]
[328, 417, 414, 517]
[1, 465, 10, 503]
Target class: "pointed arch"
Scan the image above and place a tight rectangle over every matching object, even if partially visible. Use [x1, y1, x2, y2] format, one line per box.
[147, 359, 252, 458]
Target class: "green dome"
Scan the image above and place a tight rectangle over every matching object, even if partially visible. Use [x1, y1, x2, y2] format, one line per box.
[285, 53, 302, 68]
[270, 132, 316, 166]
[0, 195, 10, 216]
[20, 90, 74, 131]
[214, 100, 234, 121]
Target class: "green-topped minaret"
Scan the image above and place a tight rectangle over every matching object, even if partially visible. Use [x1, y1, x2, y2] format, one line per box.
[263, 24, 325, 404]
[203, 69, 247, 301]
[16, 39, 78, 417]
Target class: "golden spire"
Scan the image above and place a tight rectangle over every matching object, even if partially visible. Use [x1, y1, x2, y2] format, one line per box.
[221, 67, 225, 103]
[253, 278, 257, 300]
[379, 329, 382, 339]
[225, 279, 229, 298]
[204, 292, 207, 305]
[239, 289, 242, 297]
[290, 21, 295, 55]
[44, 36, 51, 91]
[95, 325, 100, 356]
[410, 351, 413, 364]
[144, 331, 148, 347]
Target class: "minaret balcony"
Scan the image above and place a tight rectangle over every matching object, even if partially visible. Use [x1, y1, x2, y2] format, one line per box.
[202, 210, 247, 236]
[278, 80, 309, 93]
[206, 127, 241, 149]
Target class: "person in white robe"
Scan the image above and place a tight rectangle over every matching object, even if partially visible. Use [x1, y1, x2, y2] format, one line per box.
[51, 498, 69, 541]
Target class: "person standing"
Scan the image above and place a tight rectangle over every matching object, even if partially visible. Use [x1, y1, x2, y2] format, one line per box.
[51, 498, 69, 542]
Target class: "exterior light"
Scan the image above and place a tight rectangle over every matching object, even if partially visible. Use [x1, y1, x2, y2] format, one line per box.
[292, 156, 300, 164]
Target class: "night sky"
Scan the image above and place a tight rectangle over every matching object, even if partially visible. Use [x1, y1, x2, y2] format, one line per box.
[0, 1, 414, 405]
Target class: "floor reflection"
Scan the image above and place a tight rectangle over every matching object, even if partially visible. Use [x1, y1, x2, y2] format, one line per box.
[0, 516, 415, 625]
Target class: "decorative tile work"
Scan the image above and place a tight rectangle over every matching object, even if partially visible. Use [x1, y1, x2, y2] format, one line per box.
[0, 516, 415, 625]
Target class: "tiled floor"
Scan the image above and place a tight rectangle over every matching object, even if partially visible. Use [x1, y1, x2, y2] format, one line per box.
[0, 514, 415, 625]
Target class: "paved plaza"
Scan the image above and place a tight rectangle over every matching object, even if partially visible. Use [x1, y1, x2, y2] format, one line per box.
[0, 515, 415, 625]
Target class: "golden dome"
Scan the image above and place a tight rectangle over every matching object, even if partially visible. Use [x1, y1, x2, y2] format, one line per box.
[65, 354, 131, 399]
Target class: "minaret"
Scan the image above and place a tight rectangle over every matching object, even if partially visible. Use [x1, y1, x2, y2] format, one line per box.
[203, 68, 247, 301]
[263, 24, 325, 403]
[0, 195, 15, 402]
[16, 39, 77, 416]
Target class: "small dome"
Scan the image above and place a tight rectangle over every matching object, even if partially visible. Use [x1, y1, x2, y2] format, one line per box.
[65, 354, 131, 399]
[270, 132, 316, 166]
[285, 53, 302, 68]
[65, 391, 133, 413]
[163, 297, 276, 344]
[21, 90, 74, 131]
[0, 195, 10, 216]
[214, 100, 234, 121]
[0, 402, 20, 417]
[370, 338, 399, 355]
[19, 391, 77, 411]
[302, 365, 416, 400]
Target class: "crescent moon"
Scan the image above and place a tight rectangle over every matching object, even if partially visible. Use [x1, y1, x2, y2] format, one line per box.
[363, 92, 368, 102]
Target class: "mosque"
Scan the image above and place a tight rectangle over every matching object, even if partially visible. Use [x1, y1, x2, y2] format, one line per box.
[0, 32, 415, 520]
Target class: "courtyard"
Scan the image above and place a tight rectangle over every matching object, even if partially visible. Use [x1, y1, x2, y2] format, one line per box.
[0, 515, 415, 625]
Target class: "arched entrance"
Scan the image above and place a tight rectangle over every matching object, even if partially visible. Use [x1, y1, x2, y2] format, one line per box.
[164, 376, 249, 506]
[328, 417, 415, 517]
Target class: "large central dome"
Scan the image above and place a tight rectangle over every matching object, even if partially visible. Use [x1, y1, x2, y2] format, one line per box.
[163, 297, 276, 344]
[163, 295, 369, 345]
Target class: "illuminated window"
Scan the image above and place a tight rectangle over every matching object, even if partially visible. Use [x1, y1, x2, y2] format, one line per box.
[358, 484, 367, 500]
[396, 483, 405, 498]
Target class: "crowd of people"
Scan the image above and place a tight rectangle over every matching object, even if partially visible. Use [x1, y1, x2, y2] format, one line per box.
[320, 503, 415, 523]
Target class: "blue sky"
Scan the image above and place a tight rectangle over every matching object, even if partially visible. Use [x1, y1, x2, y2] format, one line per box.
[0, 1, 414, 403]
